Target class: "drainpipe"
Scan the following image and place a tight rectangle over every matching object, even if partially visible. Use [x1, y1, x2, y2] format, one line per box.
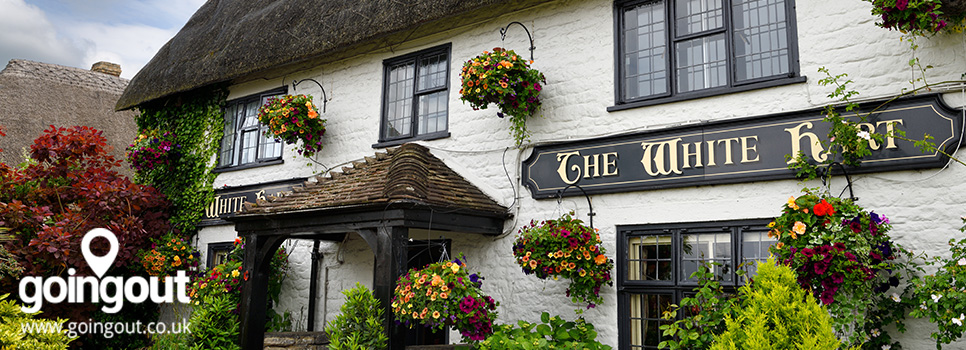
[307, 240, 321, 331]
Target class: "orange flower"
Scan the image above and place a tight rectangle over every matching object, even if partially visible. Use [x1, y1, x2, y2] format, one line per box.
[594, 254, 608, 265]
[500, 81, 508, 88]
[529, 260, 537, 269]
[440, 292, 449, 299]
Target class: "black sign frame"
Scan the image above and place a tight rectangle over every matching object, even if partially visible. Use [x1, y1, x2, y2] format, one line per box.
[198, 177, 308, 226]
[522, 94, 964, 199]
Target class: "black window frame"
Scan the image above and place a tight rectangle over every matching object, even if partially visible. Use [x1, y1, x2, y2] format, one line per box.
[374, 43, 452, 148]
[610, 0, 805, 112]
[206, 241, 235, 269]
[215, 87, 287, 172]
[616, 218, 774, 350]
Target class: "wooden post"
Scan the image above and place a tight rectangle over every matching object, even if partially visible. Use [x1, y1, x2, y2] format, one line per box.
[238, 234, 284, 350]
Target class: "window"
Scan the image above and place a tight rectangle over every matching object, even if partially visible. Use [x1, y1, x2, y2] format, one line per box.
[218, 88, 285, 169]
[612, 0, 802, 110]
[206, 242, 234, 269]
[617, 219, 775, 349]
[377, 44, 451, 147]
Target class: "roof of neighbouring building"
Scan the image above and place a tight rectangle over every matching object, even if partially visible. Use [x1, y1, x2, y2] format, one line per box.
[0, 59, 137, 169]
[116, 0, 553, 110]
[241, 143, 508, 216]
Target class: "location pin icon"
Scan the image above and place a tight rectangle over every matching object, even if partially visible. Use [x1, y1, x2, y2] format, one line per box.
[82, 228, 119, 278]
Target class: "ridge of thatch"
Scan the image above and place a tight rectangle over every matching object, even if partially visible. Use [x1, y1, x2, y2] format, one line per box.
[241, 143, 508, 216]
[116, 0, 552, 110]
[3, 59, 129, 94]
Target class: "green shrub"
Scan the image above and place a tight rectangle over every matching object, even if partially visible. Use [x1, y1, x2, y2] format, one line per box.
[660, 262, 740, 350]
[147, 331, 191, 350]
[711, 257, 841, 350]
[476, 312, 611, 350]
[326, 283, 387, 350]
[0, 294, 75, 349]
[188, 294, 240, 350]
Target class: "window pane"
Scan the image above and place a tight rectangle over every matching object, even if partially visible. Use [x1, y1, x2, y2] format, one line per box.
[242, 101, 259, 127]
[741, 227, 777, 279]
[623, 2, 667, 100]
[385, 62, 415, 138]
[417, 91, 447, 134]
[628, 293, 673, 349]
[258, 128, 282, 159]
[675, 0, 724, 36]
[219, 104, 237, 166]
[675, 33, 727, 93]
[240, 130, 258, 164]
[733, 0, 790, 81]
[681, 232, 733, 283]
[418, 52, 447, 91]
[628, 235, 673, 281]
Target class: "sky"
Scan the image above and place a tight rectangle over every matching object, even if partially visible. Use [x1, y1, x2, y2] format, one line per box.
[0, 0, 205, 79]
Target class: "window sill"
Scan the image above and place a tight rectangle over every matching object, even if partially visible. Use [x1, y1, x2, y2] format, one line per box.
[213, 158, 284, 173]
[372, 131, 450, 149]
[607, 76, 807, 112]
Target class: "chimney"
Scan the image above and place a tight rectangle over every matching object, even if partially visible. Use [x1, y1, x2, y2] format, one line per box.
[91, 61, 121, 77]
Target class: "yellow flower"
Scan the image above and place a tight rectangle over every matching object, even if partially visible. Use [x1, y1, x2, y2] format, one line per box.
[787, 196, 799, 210]
[231, 269, 240, 278]
[432, 311, 441, 319]
[450, 264, 460, 273]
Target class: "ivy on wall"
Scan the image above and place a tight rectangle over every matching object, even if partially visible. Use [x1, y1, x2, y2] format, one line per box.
[133, 85, 228, 234]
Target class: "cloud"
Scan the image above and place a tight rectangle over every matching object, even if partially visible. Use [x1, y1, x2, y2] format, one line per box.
[0, 0, 91, 69]
[65, 21, 180, 79]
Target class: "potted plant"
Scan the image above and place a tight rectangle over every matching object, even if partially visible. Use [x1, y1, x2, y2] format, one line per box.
[512, 212, 614, 309]
[459, 48, 546, 147]
[126, 129, 181, 172]
[391, 254, 498, 341]
[257, 94, 326, 157]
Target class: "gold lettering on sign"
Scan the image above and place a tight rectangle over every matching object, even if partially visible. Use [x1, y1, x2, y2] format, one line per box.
[877, 119, 904, 149]
[583, 154, 600, 179]
[641, 138, 683, 176]
[716, 138, 741, 165]
[602, 152, 619, 177]
[740, 136, 760, 163]
[204, 195, 248, 219]
[682, 142, 702, 169]
[556, 152, 581, 185]
[784, 122, 828, 164]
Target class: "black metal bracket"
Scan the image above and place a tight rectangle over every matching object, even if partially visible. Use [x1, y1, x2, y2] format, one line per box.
[292, 79, 328, 113]
[555, 184, 596, 230]
[821, 162, 858, 201]
[500, 21, 535, 62]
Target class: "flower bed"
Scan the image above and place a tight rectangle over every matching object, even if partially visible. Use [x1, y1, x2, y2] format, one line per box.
[391, 255, 498, 341]
[512, 213, 614, 309]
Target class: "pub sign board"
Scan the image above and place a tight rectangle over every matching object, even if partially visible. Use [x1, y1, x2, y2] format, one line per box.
[522, 94, 964, 199]
[198, 177, 307, 226]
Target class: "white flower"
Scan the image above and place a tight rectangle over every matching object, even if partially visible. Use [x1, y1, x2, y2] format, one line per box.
[857, 131, 871, 140]
[921, 302, 928, 310]
[932, 294, 943, 303]
[891, 293, 901, 302]
[882, 345, 891, 350]
[953, 314, 965, 326]
[958, 258, 966, 266]
[871, 328, 881, 337]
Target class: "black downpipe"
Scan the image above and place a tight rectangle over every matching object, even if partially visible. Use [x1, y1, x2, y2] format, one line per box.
[308, 240, 321, 331]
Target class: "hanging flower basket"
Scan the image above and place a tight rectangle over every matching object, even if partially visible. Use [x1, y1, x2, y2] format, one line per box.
[459, 48, 546, 147]
[391, 254, 498, 341]
[126, 129, 182, 172]
[258, 94, 326, 157]
[512, 213, 614, 309]
[867, 0, 966, 35]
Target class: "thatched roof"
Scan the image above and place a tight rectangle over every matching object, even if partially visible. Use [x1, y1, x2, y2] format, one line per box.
[241, 143, 508, 216]
[0, 59, 137, 170]
[117, 0, 552, 110]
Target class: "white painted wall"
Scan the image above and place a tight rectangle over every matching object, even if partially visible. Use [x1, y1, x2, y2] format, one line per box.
[193, 0, 966, 347]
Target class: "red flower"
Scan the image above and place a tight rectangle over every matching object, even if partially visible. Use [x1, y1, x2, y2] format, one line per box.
[813, 199, 835, 216]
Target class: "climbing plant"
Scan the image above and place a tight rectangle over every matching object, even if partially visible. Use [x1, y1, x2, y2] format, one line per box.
[132, 85, 228, 234]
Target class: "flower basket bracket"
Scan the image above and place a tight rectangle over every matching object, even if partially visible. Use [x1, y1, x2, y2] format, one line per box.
[292, 78, 328, 113]
[555, 183, 596, 230]
[500, 21, 535, 62]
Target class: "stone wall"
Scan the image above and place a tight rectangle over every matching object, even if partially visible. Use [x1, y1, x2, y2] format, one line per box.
[195, 0, 966, 348]
[263, 332, 328, 350]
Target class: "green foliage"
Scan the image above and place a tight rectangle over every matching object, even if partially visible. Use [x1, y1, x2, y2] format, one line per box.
[476, 312, 612, 350]
[908, 217, 966, 348]
[659, 262, 740, 350]
[325, 283, 388, 350]
[134, 86, 228, 234]
[147, 331, 191, 350]
[188, 294, 240, 350]
[711, 258, 842, 350]
[0, 294, 75, 349]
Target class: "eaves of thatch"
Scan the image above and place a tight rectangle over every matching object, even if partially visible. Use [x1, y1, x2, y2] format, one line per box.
[117, 0, 554, 111]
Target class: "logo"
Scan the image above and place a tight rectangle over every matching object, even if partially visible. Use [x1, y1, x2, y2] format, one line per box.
[19, 229, 191, 313]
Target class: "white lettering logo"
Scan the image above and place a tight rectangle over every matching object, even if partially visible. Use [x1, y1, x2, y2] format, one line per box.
[19, 229, 191, 313]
